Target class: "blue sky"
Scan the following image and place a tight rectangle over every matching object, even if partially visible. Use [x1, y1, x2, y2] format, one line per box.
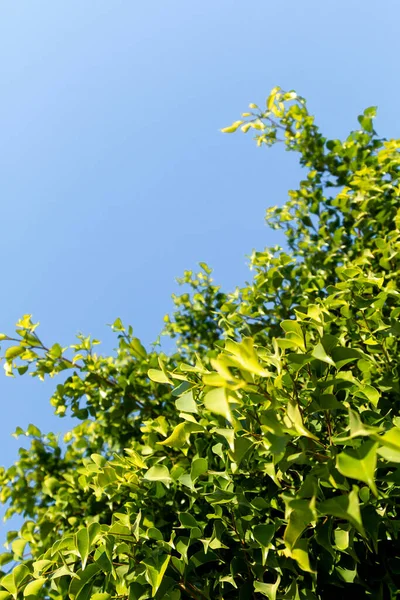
[0, 0, 399, 535]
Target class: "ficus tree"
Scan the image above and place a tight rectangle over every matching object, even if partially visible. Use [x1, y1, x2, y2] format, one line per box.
[0, 86, 400, 599]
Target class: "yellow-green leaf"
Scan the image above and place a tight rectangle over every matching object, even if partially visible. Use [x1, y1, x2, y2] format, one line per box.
[312, 342, 335, 366]
[254, 575, 280, 599]
[286, 397, 318, 440]
[284, 499, 316, 550]
[130, 338, 147, 359]
[175, 391, 198, 414]
[143, 465, 172, 484]
[377, 427, 400, 461]
[0, 575, 16, 597]
[221, 120, 243, 134]
[76, 528, 90, 569]
[190, 458, 208, 483]
[288, 539, 314, 573]
[336, 441, 378, 497]
[148, 369, 172, 385]
[5, 346, 24, 360]
[318, 488, 365, 536]
[203, 388, 232, 423]
[23, 578, 46, 597]
[124, 448, 147, 469]
[11, 539, 27, 560]
[157, 422, 203, 448]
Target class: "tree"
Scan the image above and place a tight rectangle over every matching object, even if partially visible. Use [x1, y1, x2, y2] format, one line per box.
[0, 86, 400, 599]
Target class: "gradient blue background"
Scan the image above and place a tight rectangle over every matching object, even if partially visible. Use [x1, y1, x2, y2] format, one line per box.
[0, 1, 398, 537]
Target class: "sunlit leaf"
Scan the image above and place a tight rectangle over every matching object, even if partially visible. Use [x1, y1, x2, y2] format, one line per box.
[337, 441, 378, 496]
[23, 578, 46, 597]
[143, 465, 172, 484]
[318, 488, 365, 536]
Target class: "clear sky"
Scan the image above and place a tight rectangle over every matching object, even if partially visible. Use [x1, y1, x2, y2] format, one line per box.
[0, 1, 399, 535]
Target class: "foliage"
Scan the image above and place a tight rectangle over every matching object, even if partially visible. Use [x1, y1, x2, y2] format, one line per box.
[1, 87, 400, 599]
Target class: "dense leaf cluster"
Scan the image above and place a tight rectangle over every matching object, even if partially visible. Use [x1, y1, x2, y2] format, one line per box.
[1, 87, 400, 599]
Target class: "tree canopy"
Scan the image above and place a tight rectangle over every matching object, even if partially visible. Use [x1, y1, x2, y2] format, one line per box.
[1, 87, 400, 599]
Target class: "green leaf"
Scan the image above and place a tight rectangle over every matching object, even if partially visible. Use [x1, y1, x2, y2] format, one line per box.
[253, 524, 274, 565]
[280, 320, 306, 351]
[221, 120, 243, 134]
[157, 421, 203, 448]
[254, 575, 281, 599]
[179, 513, 198, 528]
[318, 394, 343, 411]
[287, 397, 318, 440]
[124, 448, 147, 469]
[0, 554, 13, 567]
[130, 338, 147, 359]
[315, 520, 335, 558]
[281, 321, 303, 336]
[23, 578, 46, 597]
[148, 369, 172, 385]
[224, 338, 266, 375]
[336, 566, 357, 583]
[13, 566, 30, 590]
[335, 409, 380, 442]
[91, 595, 111, 600]
[1, 566, 30, 599]
[354, 384, 380, 406]
[175, 391, 198, 413]
[48, 343, 63, 359]
[11, 539, 27, 559]
[94, 548, 112, 574]
[69, 565, 101, 600]
[334, 527, 349, 551]
[336, 440, 378, 497]
[214, 428, 235, 451]
[331, 347, 362, 370]
[178, 473, 194, 490]
[253, 524, 274, 547]
[76, 527, 90, 569]
[32, 560, 53, 576]
[377, 427, 400, 461]
[284, 499, 316, 550]
[231, 436, 253, 465]
[26, 424, 41, 437]
[146, 555, 171, 596]
[190, 458, 208, 482]
[318, 488, 365, 536]
[111, 317, 124, 331]
[91, 454, 107, 467]
[0, 575, 17, 597]
[358, 115, 373, 132]
[312, 342, 335, 366]
[5, 346, 24, 360]
[289, 539, 314, 573]
[203, 388, 233, 423]
[143, 465, 172, 484]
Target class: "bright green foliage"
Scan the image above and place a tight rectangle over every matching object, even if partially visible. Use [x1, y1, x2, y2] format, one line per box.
[1, 87, 400, 598]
